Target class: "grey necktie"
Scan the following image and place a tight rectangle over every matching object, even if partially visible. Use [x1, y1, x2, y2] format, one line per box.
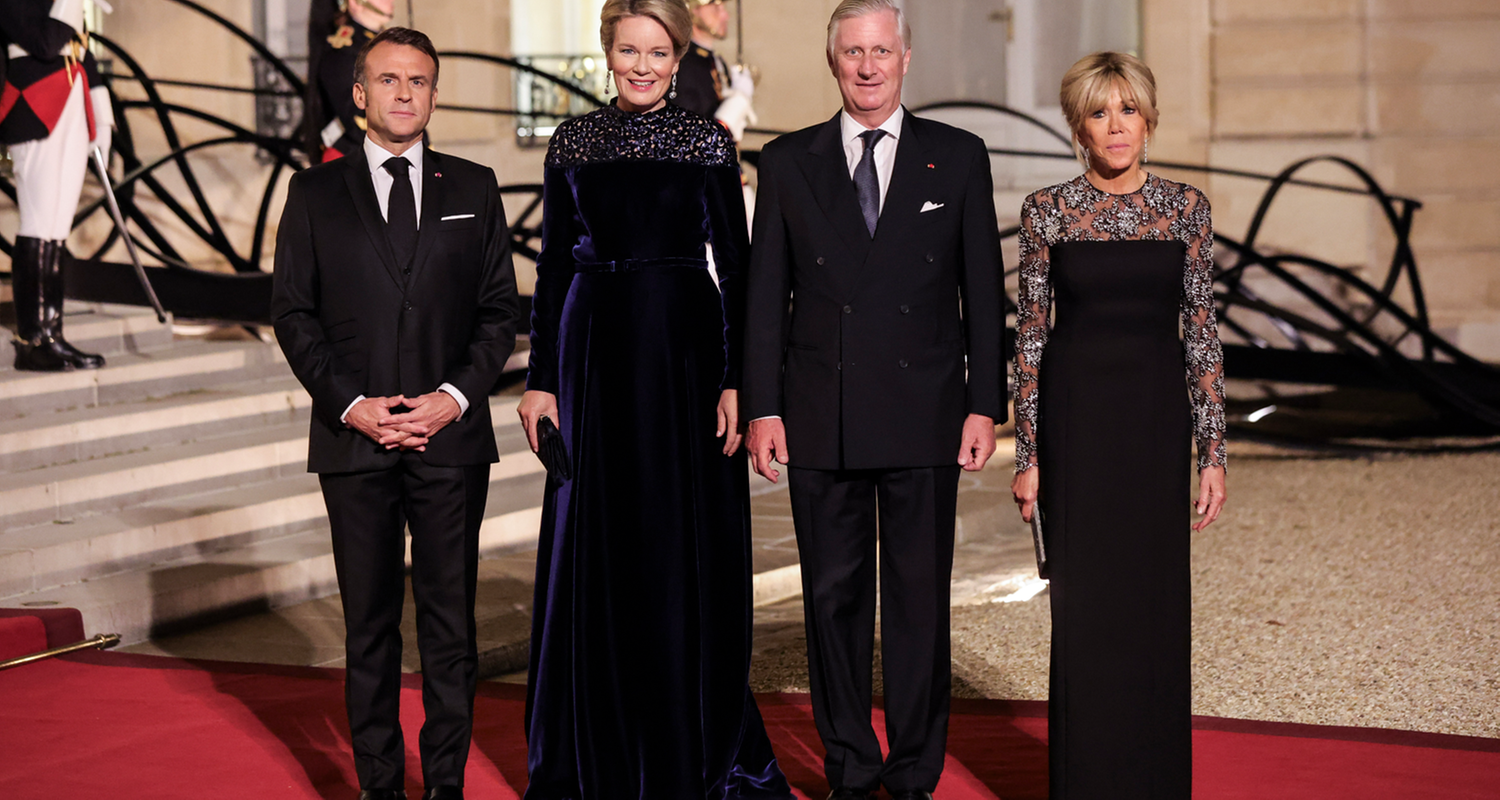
[854, 128, 887, 237]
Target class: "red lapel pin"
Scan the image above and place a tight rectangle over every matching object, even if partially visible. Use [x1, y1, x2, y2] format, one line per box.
[434, 172, 442, 178]
[927, 163, 935, 169]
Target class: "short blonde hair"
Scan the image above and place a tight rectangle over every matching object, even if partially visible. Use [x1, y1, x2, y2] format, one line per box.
[600, 0, 693, 60]
[1060, 52, 1159, 166]
[826, 0, 911, 59]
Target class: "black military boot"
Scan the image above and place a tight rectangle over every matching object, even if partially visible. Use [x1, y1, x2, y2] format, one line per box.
[10, 236, 104, 371]
[41, 239, 105, 369]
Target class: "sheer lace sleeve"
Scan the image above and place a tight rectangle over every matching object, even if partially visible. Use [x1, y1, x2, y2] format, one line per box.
[1176, 188, 1227, 471]
[1014, 191, 1054, 473]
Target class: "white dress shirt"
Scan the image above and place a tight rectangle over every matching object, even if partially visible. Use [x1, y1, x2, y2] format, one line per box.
[751, 107, 907, 425]
[840, 105, 904, 215]
[365, 135, 425, 227]
[341, 137, 470, 424]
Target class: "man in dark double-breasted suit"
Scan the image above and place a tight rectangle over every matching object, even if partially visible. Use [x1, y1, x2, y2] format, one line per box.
[272, 27, 519, 800]
[742, 2, 1006, 798]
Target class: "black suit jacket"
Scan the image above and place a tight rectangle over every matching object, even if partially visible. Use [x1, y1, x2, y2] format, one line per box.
[272, 146, 521, 474]
[743, 110, 1006, 471]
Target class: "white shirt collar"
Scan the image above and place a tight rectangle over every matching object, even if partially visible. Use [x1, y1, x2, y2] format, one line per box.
[364, 136, 424, 176]
[840, 105, 904, 146]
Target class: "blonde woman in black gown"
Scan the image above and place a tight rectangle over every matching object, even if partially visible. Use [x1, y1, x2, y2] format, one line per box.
[1010, 52, 1228, 798]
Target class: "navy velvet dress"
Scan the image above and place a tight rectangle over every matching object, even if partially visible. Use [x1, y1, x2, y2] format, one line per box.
[523, 102, 792, 800]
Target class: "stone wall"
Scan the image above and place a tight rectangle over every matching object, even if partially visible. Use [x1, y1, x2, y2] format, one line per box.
[1145, 0, 1500, 358]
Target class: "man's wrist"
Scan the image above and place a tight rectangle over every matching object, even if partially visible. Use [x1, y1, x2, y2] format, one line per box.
[437, 383, 469, 420]
[340, 395, 367, 426]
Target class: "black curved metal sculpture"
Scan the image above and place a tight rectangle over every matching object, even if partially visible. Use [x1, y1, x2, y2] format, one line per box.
[902, 101, 1500, 441]
[0, 0, 602, 322]
[2, 9, 1495, 441]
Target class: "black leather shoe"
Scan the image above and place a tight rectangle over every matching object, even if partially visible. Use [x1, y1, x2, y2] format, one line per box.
[422, 788, 463, 800]
[827, 790, 872, 800]
[357, 790, 407, 800]
[889, 792, 934, 800]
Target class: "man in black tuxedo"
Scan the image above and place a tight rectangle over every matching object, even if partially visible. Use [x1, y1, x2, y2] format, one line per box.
[272, 27, 520, 800]
[742, 1, 1005, 798]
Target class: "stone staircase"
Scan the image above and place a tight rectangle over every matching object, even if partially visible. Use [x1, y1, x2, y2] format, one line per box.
[0, 303, 548, 645]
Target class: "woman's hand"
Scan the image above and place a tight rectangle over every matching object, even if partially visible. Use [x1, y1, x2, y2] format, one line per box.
[1011, 467, 1039, 523]
[516, 390, 559, 453]
[717, 389, 743, 456]
[1193, 465, 1226, 531]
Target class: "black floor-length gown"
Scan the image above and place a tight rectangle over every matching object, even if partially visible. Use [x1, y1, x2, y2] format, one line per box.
[522, 102, 792, 800]
[1014, 174, 1227, 799]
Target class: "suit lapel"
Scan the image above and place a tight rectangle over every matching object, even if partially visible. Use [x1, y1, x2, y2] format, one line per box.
[405, 149, 445, 286]
[341, 147, 405, 289]
[871, 109, 929, 249]
[796, 113, 873, 265]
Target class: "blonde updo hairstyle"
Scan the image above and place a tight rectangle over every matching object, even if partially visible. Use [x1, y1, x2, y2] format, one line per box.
[1059, 52, 1159, 168]
[600, 0, 694, 61]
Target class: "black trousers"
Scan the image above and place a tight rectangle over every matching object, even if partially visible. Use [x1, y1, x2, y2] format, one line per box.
[319, 453, 491, 790]
[788, 465, 961, 794]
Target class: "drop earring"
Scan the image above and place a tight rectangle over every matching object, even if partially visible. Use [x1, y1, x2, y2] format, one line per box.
[669, 73, 678, 100]
[606, 69, 613, 96]
[1143, 137, 1150, 164]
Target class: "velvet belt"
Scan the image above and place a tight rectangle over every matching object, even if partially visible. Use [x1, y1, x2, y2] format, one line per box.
[573, 257, 710, 274]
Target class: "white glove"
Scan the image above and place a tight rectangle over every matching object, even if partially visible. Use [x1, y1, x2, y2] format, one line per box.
[90, 85, 114, 157]
[50, 0, 86, 33]
[713, 92, 757, 142]
[726, 64, 755, 102]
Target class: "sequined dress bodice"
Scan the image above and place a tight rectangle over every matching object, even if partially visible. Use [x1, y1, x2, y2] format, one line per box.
[541, 102, 740, 268]
[1013, 173, 1227, 473]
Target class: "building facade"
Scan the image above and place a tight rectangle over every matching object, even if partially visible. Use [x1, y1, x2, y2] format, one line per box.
[11, 0, 1495, 357]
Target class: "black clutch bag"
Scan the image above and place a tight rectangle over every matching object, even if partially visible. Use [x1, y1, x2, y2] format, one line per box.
[1030, 506, 1050, 580]
[536, 416, 571, 488]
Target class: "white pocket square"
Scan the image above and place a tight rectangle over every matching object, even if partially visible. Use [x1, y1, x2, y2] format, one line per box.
[440, 213, 476, 221]
[920, 202, 945, 213]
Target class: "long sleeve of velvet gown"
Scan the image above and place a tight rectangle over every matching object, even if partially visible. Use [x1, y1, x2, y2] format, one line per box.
[525, 165, 580, 397]
[704, 163, 750, 390]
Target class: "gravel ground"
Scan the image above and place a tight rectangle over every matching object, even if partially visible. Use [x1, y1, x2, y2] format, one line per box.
[749, 442, 1500, 739]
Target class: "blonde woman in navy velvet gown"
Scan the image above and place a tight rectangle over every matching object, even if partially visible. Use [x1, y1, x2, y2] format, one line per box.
[514, 2, 791, 798]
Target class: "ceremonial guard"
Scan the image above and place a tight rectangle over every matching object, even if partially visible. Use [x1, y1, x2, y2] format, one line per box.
[304, 0, 390, 162]
[1, 0, 114, 372]
[675, 0, 756, 141]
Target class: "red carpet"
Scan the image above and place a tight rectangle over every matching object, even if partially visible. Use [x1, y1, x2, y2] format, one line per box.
[1, 647, 1496, 798]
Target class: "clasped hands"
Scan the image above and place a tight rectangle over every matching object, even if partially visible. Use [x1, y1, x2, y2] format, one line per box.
[345, 392, 461, 452]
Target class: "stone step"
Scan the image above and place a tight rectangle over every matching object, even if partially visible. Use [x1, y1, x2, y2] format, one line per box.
[0, 338, 288, 418]
[0, 375, 311, 473]
[0, 419, 310, 528]
[0, 473, 325, 598]
[9, 468, 550, 645]
[0, 302, 174, 365]
[0, 415, 534, 596]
